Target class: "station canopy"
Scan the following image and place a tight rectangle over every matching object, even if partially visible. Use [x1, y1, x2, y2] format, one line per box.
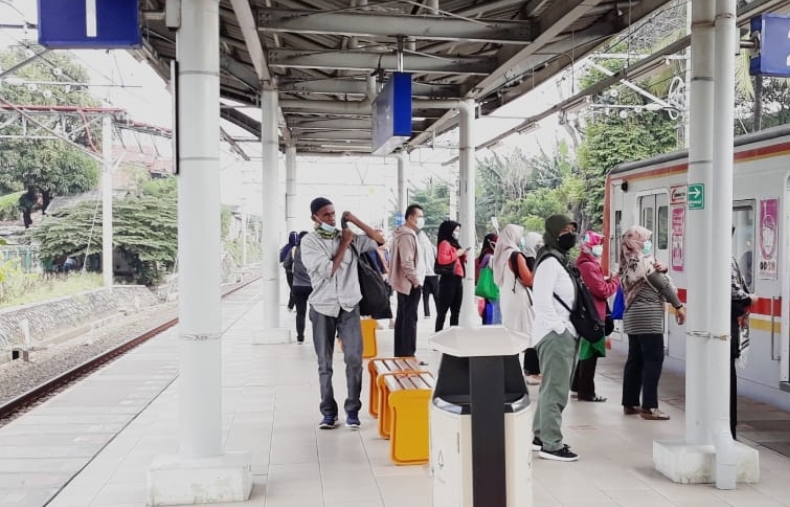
[134, 0, 688, 155]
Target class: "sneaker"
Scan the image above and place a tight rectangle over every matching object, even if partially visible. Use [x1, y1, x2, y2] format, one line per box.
[318, 415, 338, 429]
[539, 445, 579, 462]
[525, 374, 542, 385]
[532, 436, 542, 451]
[346, 412, 361, 429]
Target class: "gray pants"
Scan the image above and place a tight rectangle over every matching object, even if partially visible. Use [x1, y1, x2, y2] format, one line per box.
[310, 306, 364, 417]
[532, 330, 578, 452]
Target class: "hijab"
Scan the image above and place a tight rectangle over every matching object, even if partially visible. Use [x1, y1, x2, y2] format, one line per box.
[437, 220, 462, 249]
[619, 225, 654, 306]
[522, 232, 543, 259]
[492, 224, 523, 287]
[477, 233, 498, 265]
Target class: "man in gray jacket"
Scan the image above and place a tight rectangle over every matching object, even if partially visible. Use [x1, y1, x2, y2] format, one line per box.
[300, 197, 384, 429]
[390, 204, 426, 357]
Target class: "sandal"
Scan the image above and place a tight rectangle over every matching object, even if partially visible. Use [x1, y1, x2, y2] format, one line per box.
[640, 408, 670, 420]
[623, 406, 642, 415]
[579, 395, 607, 402]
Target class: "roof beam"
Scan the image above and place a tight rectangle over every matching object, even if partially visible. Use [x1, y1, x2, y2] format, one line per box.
[289, 118, 373, 131]
[297, 130, 372, 141]
[257, 8, 533, 44]
[279, 78, 461, 98]
[268, 49, 496, 75]
[219, 54, 260, 91]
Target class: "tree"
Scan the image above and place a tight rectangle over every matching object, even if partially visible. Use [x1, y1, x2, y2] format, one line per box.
[0, 45, 102, 226]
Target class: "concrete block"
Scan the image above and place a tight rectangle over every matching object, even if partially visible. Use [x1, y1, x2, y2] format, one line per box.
[147, 451, 253, 506]
[653, 439, 760, 485]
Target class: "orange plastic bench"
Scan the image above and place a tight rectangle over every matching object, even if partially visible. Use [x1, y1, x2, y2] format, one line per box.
[380, 372, 434, 465]
[367, 357, 424, 418]
[337, 317, 378, 358]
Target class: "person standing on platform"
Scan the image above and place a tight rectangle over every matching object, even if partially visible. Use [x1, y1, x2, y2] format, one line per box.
[291, 231, 312, 344]
[434, 220, 469, 332]
[280, 231, 299, 311]
[418, 230, 439, 319]
[300, 197, 384, 430]
[390, 204, 426, 358]
[731, 225, 756, 440]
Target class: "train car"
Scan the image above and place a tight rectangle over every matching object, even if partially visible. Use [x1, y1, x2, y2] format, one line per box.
[603, 124, 790, 412]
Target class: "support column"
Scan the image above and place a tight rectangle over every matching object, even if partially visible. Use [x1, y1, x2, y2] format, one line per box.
[101, 115, 113, 289]
[147, 0, 252, 504]
[653, 0, 759, 487]
[458, 100, 477, 328]
[257, 89, 292, 344]
[286, 144, 297, 233]
[241, 200, 248, 266]
[397, 152, 408, 213]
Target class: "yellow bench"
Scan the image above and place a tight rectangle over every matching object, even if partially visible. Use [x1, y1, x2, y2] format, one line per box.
[380, 372, 434, 465]
[337, 317, 378, 358]
[367, 357, 423, 418]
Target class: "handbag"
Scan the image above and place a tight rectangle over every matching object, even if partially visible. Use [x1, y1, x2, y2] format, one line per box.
[434, 259, 456, 277]
[611, 286, 625, 320]
[475, 265, 499, 300]
[351, 244, 390, 317]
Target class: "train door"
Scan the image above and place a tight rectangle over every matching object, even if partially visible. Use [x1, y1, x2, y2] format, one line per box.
[782, 177, 790, 384]
[638, 192, 670, 266]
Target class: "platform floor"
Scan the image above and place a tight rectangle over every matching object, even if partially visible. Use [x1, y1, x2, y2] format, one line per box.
[2, 281, 790, 507]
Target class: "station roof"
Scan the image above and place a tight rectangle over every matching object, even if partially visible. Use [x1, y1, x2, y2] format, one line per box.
[135, 0, 674, 155]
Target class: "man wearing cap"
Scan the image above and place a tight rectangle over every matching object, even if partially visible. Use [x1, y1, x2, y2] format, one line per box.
[300, 197, 385, 429]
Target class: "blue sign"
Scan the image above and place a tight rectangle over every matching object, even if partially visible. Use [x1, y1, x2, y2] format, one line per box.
[750, 14, 790, 77]
[38, 0, 142, 49]
[372, 73, 412, 156]
[394, 213, 405, 227]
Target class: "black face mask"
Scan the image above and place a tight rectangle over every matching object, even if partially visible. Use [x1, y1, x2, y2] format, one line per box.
[557, 232, 578, 251]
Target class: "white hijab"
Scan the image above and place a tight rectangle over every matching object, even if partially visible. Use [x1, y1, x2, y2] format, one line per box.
[492, 224, 524, 287]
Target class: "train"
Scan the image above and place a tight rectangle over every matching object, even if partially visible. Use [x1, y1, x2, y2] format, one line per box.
[602, 124, 790, 412]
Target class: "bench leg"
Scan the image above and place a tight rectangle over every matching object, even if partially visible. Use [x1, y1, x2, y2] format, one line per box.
[389, 392, 431, 465]
[368, 362, 379, 418]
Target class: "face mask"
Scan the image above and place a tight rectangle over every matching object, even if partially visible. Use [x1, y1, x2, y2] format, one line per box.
[519, 237, 527, 251]
[415, 217, 425, 230]
[557, 232, 578, 251]
[319, 222, 336, 233]
[642, 240, 653, 255]
[452, 230, 460, 240]
[591, 245, 603, 257]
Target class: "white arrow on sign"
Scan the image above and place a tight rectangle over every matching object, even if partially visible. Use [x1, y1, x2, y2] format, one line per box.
[689, 187, 702, 199]
[86, 0, 97, 38]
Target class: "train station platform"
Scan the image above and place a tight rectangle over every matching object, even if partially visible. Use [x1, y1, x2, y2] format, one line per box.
[2, 280, 790, 507]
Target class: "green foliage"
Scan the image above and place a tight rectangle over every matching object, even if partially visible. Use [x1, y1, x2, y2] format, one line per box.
[0, 191, 24, 220]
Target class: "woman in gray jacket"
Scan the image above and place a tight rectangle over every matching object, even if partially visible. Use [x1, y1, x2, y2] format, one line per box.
[620, 225, 686, 420]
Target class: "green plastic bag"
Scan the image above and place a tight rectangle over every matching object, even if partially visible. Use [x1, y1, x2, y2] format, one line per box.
[475, 265, 500, 300]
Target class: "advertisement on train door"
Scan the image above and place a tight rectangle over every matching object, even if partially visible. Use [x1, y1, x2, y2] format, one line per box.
[759, 197, 779, 280]
[671, 206, 685, 272]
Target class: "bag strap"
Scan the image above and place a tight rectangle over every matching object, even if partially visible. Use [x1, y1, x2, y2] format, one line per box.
[553, 293, 572, 313]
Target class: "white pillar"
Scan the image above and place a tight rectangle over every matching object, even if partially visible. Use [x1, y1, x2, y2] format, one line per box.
[428, 0, 440, 15]
[258, 90, 291, 343]
[147, 1, 252, 503]
[286, 144, 297, 233]
[684, 0, 716, 446]
[458, 100, 477, 328]
[397, 152, 408, 213]
[101, 115, 113, 289]
[448, 163, 458, 221]
[241, 201, 248, 266]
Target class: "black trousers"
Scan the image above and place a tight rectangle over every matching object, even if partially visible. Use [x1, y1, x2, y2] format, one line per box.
[422, 276, 439, 317]
[435, 275, 463, 332]
[292, 286, 312, 342]
[523, 348, 540, 375]
[731, 316, 740, 439]
[394, 286, 422, 357]
[622, 334, 664, 410]
[571, 357, 598, 399]
[286, 271, 295, 309]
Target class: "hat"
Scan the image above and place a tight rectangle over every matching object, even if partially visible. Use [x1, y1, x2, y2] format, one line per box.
[310, 197, 333, 216]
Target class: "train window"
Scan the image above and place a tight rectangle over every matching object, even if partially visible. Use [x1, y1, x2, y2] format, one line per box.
[657, 206, 669, 250]
[641, 206, 654, 233]
[733, 203, 755, 291]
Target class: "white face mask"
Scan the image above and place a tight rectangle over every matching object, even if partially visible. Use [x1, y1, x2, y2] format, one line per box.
[415, 217, 425, 230]
[591, 245, 603, 257]
[642, 240, 653, 255]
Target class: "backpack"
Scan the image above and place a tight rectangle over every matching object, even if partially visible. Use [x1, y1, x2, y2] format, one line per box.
[351, 243, 390, 317]
[536, 251, 605, 344]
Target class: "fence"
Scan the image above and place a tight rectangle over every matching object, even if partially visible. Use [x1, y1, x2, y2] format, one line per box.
[0, 246, 41, 274]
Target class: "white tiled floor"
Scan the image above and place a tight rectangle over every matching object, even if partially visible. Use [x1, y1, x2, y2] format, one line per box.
[5, 281, 790, 507]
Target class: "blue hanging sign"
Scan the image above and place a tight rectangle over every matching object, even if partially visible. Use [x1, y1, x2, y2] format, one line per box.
[372, 72, 413, 156]
[750, 14, 790, 77]
[37, 0, 142, 49]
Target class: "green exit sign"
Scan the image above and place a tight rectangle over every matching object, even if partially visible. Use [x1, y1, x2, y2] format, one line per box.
[688, 183, 704, 210]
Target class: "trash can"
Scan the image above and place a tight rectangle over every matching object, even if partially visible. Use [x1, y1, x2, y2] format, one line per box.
[429, 326, 532, 507]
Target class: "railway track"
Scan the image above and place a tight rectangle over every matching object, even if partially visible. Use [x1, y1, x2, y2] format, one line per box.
[0, 277, 260, 424]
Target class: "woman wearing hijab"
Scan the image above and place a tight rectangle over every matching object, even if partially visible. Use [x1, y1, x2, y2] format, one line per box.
[619, 225, 686, 421]
[476, 233, 500, 325]
[572, 231, 619, 402]
[531, 214, 580, 462]
[493, 225, 539, 381]
[435, 220, 468, 332]
[521, 231, 543, 384]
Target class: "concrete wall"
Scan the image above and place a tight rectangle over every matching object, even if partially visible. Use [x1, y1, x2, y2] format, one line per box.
[0, 286, 159, 350]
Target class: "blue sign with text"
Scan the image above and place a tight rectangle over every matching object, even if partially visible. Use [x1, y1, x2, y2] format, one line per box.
[372, 73, 412, 156]
[750, 14, 790, 77]
[38, 0, 142, 49]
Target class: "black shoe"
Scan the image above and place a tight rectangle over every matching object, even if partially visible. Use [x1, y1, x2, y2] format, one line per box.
[532, 436, 542, 451]
[539, 445, 578, 462]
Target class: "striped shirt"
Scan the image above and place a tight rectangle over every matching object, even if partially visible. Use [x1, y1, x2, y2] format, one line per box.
[623, 271, 682, 335]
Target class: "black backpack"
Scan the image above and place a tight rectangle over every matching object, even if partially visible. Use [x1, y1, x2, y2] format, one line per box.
[536, 251, 605, 344]
[351, 244, 390, 317]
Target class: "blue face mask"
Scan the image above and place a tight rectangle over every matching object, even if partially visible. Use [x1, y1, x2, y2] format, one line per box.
[319, 222, 336, 233]
[642, 240, 653, 255]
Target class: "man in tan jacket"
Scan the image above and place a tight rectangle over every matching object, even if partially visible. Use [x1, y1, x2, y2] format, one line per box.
[390, 204, 426, 357]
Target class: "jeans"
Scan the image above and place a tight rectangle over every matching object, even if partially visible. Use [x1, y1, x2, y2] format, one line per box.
[292, 286, 312, 342]
[435, 275, 463, 332]
[532, 330, 577, 452]
[286, 271, 295, 310]
[730, 315, 740, 439]
[422, 276, 439, 317]
[622, 334, 664, 410]
[394, 286, 421, 357]
[310, 306, 364, 417]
